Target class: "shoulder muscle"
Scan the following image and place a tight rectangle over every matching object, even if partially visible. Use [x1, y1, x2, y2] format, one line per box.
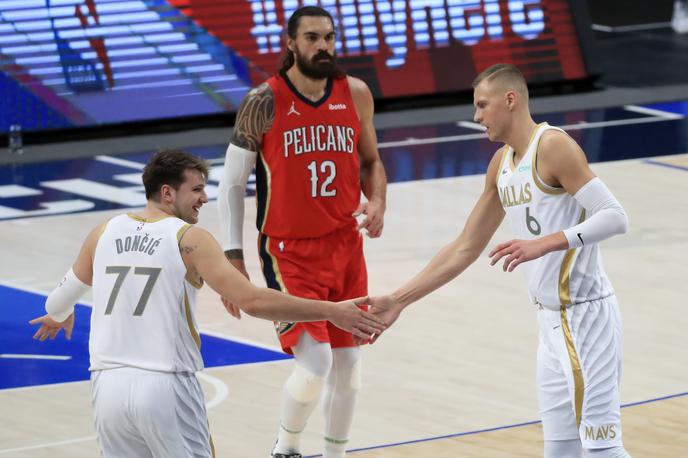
[347, 76, 373, 121]
[538, 129, 595, 193]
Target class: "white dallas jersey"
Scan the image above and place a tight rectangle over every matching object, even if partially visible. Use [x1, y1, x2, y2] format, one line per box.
[496, 123, 613, 307]
[90, 213, 203, 373]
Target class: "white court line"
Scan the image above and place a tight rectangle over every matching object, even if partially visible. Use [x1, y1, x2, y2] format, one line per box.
[456, 121, 485, 131]
[0, 436, 97, 455]
[95, 155, 146, 169]
[199, 327, 286, 353]
[624, 104, 683, 120]
[1, 281, 288, 384]
[0, 374, 229, 454]
[0, 354, 71, 361]
[592, 22, 671, 33]
[377, 115, 677, 149]
[1, 281, 284, 353]
[197, 372, 229, 410]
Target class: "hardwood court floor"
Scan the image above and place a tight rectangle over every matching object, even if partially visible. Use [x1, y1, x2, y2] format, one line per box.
[351, 396, 688, 457]
[0, 155, 686, 457]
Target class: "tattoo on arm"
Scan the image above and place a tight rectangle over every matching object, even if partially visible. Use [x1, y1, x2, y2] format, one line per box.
[231, 83, 274, 152]
[225, 249, 244, 261]
[181, 245, 197, 255]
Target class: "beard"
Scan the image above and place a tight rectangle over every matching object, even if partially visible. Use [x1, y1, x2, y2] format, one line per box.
[294, 48, 340, 80]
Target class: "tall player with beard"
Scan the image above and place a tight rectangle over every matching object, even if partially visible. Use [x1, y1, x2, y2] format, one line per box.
[218, 6, 387, 458]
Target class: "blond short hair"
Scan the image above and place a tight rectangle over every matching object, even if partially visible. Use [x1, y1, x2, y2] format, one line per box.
[472, 63, 528, 98]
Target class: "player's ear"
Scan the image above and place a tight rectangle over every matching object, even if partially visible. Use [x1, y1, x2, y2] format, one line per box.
[160, 184, 174, 203]
[505, 90, 517, 111]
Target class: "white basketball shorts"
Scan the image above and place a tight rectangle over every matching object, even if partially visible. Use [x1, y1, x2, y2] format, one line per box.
[537, 295, 624, 449]
[90, 367, 213, 457]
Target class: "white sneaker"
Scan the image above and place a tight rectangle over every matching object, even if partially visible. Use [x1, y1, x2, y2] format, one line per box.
[672, 0, 688, 33]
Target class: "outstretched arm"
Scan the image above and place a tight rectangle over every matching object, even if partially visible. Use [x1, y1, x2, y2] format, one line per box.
[30, 221, 104, 340]
[369, 150, 505, 331]
[489, 131, 628, 272]
[350, 77, 387, 238]
[180, 227, 385, 339]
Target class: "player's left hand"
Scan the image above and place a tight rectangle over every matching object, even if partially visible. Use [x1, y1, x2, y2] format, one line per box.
[489, 239, 546, 272]
[353, 199, 385, 238]
[354, 294, 403, 345]
[29, 313, 75, 341]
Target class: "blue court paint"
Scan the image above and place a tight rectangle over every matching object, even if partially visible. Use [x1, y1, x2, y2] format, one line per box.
[1, 102, 687, 221]
[644, 101, 688, 116]
[0, 284, 290, 390]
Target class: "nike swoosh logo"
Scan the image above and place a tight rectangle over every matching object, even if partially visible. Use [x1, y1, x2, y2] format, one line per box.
[553, 325, 561, 330]
[577, 233, 584, 245]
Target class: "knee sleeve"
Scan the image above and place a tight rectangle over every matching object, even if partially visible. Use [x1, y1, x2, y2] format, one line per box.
[349, 358, 362, 391]
[330, 347, 361, 391]
[285, 364, 325, 403]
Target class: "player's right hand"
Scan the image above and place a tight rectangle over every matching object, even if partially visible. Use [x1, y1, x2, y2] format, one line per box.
[222, 297, 242, 319]
[331, 296, 386, 340]
[29, 313, 75, 341]
[221, 258, 250, 320]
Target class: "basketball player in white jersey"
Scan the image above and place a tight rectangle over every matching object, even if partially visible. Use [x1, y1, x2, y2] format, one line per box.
[29, 150, 385, 458]
[367, 64, 631, 458]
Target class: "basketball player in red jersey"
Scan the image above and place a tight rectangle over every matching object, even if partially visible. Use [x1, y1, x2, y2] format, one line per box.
[217, 6, 387, 458]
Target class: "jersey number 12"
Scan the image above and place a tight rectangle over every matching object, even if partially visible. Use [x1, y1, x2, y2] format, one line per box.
[307, 160, 337, 198]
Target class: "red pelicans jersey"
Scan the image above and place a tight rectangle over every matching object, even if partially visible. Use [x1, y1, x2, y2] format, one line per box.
[257, 71, 361, 239]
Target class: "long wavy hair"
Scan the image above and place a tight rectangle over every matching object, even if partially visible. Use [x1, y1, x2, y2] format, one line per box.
[279, 6, 345, 78]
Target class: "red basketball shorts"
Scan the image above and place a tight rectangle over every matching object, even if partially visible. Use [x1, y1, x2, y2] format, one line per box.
[257, 225, 368, 354]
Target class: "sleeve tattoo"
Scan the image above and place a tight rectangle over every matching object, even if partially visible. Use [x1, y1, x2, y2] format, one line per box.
[231, 83, 274, 152]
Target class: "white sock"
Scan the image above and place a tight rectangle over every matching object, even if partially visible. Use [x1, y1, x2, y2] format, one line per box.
[322, 347, 361, 458]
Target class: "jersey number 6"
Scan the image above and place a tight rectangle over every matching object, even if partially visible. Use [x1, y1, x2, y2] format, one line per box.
[526, 206, 542, 236]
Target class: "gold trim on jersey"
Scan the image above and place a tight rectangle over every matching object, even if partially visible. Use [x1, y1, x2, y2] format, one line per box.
[258, 155, 273, 233]
[185, 274, 204, 290]
[506, 122, 544, 172]
[498, 145, 511, 175]
[558, 209, 586, 305]
[265, 235, 289, 294]
[559, 249, 576, 305]
[176, 224, 203, 289]
[184, 289, 201, 350]
[127, 212, 173, 223]
[176, 224, 192, 243]
[530, 125, 566, 195]
[560, 305, 584, 427]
